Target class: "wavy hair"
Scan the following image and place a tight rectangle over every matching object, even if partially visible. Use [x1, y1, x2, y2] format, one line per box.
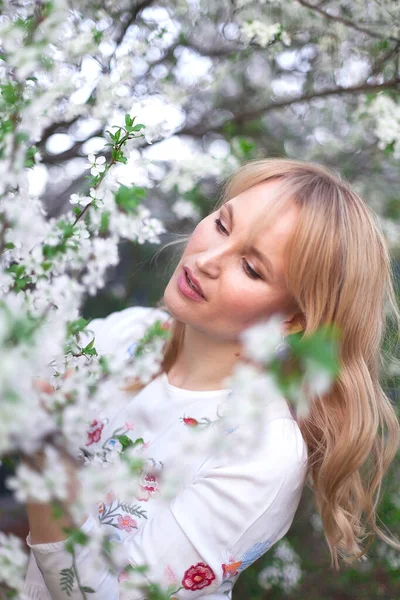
[127, 157, 400, 569]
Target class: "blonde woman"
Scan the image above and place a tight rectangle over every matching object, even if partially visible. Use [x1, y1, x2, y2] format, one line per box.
[23, 158, 400, 599]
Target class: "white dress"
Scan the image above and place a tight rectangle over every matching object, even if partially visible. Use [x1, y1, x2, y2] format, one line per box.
[23, 306, 308, 600]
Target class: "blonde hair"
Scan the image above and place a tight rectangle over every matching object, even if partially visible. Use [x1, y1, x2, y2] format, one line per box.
[128, 157, 400, 569]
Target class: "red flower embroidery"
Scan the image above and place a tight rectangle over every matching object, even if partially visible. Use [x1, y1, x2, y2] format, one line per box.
[98, 502, 105, 515]
[117, 514, 137, 532]
[182, 562, 216, 591]
[86, 420, 104, 446]
[182, 417, 199, 427]
[137, 471, 160, 501]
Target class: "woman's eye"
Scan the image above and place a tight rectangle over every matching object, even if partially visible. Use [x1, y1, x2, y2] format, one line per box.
[214, 217, 228, 235]
[214, 217, 261, 280]
[243, 260, 261, 279]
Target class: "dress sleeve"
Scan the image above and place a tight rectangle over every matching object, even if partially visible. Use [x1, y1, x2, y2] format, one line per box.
[78, 304, 170, 357]
[23, 305, 171, 600]
[25, 417, 308, 600]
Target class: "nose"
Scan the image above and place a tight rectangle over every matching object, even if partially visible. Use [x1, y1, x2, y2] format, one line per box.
[195, 243, 231, 279]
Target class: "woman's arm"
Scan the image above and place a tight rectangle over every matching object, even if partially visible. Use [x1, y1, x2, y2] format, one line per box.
[26, 451, 83, 545]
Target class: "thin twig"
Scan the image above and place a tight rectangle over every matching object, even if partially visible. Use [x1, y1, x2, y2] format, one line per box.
[295, 0, 400, 42]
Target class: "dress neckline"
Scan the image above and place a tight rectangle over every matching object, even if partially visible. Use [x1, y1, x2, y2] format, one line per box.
[161, 372, 231, 398]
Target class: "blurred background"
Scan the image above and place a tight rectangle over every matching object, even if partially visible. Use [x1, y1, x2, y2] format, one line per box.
[1, 0, 400, 597]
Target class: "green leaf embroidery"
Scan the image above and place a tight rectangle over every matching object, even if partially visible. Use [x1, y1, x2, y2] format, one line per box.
[60, 566, 75, 596]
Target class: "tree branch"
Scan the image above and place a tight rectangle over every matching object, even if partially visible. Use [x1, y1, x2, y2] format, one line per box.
[295, 0, 400, 42]
[180, 77, 400, 137]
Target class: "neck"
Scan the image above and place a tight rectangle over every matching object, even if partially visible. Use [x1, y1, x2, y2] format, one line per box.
[166, 324, 243, 391]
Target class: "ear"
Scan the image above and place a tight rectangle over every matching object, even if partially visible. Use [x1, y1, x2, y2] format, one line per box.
[282, 312, 306, 336]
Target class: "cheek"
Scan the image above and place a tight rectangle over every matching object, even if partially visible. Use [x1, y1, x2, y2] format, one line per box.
[184, 221, 211, 252]
[218, 283, 288, 330]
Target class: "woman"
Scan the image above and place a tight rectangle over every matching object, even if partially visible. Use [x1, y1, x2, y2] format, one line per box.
[23, 158, 400, 599]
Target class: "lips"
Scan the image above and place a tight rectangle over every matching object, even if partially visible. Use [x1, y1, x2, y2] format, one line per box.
[184, 266, 206, 299]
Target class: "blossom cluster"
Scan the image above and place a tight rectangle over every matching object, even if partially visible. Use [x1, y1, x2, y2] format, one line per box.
[258, 539, 302, 593]
[0, 1, 343, 598]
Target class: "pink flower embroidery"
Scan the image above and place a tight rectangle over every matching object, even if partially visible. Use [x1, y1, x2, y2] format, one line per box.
[124, 422, 135, 431]
[117, 514, 138, 532]
[105, 490, 116, 504]
[86, 420, 104, 446]
[118, 570, 129, 582]
[137, 471, 160, 501]
[137, 440, 150, 454]
[163, 564, 178, 585]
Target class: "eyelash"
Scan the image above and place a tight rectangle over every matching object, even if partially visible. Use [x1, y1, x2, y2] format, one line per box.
[214, 217, 261, 280]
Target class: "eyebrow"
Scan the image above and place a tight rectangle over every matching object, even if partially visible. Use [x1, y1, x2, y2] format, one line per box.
[224, 202, 275, 280]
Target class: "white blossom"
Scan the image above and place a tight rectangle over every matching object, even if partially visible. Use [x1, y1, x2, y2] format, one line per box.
[258, 539, 302, 593]
[239, 21, 282, 48]
[0, 532, 29, 593]
[70, 193, 93, 207]
[172, 199, 201, 221]
[86, 153, 107, 177]
[240, 314, 285, 364]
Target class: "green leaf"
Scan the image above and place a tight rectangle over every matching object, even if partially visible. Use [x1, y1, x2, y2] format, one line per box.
[115, 434, 144, 449]
[130, 123, 146, 132]
[67, 317, 90, 337]
[114, 185, 146, 213]
[51, 501, 65, 520]
[80, 586, 95, 593]
[99, 210, 110, 235]
[63, 528, 90, 554]
[92, 28, 103, 44]
[384, 140, 395, 156]
[1, 81, 20, 104]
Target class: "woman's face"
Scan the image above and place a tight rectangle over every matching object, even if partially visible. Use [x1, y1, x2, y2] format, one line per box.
[163, 179, 301, 341]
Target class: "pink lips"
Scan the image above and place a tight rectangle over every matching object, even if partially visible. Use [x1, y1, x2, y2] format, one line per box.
[177, 268, 206, 302]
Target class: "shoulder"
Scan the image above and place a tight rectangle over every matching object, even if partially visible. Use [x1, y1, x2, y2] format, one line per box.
[265, 417, 308, 470]
[80, 305, 171, 356]
[197, 416, 308, 491]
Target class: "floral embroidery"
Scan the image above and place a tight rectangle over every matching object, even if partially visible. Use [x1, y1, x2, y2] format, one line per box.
[104, 437, 123, 453]
[137, 471, 160, 502]
[180, 415, 216, 428]
[118, 570, 129, 583]
[126, 342, 138, 357]
[182, 562, 216, 591]
[167, 561, 216, 596]
[117, 514, 138, 532]
[163, 564, 178, 585]
[226, 425, 240, 434]
[237, 540, 272, 571]
[124, 421, 135, 430]
[221, 540, 272, 583]
[98, 500, 147, 528]
[86, 420, 104, 446]
[222, 560, 242, 579]
[182, 417, 199, 427]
